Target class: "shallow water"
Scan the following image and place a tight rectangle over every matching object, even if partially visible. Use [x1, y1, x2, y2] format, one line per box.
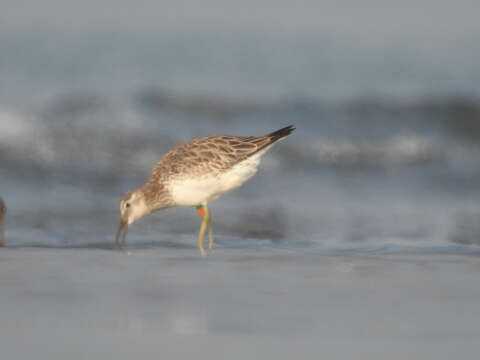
[1, 248, 480, 359]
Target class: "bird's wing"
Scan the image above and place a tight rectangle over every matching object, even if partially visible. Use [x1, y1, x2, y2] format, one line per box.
[150, 126, 295, 180]
[205, 124, 296, 161]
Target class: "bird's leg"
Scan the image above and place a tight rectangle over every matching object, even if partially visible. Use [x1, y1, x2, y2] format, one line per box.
[196, 205, 208, 256]
[200, 203, 214, 249]
[196, 203, 214, 254]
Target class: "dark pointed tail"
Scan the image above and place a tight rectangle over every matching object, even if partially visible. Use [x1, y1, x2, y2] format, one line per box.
[266, 125, 296, 142]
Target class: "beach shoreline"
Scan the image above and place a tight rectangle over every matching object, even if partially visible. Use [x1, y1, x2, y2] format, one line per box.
[1, 247, 479, 359]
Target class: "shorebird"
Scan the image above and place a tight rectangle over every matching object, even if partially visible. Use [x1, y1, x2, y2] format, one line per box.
[116, 125, 295, 255]
[0, 197, 6, 247]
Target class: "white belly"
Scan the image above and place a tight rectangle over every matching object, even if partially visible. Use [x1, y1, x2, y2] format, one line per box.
[168, 148, 270, 206]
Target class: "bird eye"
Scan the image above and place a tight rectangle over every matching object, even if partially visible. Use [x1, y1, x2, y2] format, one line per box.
[126, 203, 130, 208]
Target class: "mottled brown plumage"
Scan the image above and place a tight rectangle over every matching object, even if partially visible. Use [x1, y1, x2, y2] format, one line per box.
[116, 125, 295, 253]
[148, 132, 283, 182]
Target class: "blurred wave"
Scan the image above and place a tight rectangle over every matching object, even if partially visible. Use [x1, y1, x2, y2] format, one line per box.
[2, 92, 479, 171]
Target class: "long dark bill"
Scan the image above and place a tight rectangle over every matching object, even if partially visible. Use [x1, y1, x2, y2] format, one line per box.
[115, 220, 128, 250]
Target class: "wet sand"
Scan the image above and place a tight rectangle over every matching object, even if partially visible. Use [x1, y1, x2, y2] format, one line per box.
[0, 247, 479, 359]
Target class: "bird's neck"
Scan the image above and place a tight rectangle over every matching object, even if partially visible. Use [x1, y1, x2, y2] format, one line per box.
[141, 183, 174, 212]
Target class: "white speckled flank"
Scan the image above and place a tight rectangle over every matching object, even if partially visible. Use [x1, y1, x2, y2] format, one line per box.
[116, 126, 295, 254]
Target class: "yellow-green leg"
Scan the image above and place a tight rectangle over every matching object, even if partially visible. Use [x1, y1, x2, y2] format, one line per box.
[196, 203, 214, 256]
[205, 204, 214, 250]
[197, 214, 207, 256]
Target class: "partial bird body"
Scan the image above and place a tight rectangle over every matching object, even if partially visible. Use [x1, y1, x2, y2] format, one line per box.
[117, 125, 295, 254]
[0, 197, 6, 247]
[168, 145, 271, 206]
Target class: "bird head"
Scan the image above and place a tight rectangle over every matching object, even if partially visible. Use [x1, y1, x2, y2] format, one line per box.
[116, 189, 149, 246]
